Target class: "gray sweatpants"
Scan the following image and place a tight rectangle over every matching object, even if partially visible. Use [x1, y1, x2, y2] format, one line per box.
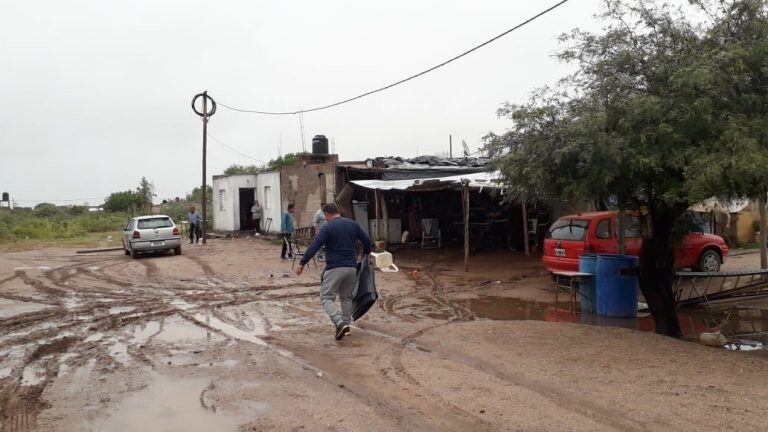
[321, 267, 357, 326]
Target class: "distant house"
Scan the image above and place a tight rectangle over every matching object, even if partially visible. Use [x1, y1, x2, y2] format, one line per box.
[212, 171, 281, 234]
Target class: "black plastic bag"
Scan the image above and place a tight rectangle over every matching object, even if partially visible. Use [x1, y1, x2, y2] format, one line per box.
[353, 258, 378, 321]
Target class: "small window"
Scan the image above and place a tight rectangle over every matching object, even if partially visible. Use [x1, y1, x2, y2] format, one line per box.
[617, 216, 643, 238]
[219, 189, 226, 211]
[125, 220, 133, 231]
[263, 186, 271, 209]
[547, 219, 589, 241]
[595, 219, 612, 239]
[137, 218, 173, 229]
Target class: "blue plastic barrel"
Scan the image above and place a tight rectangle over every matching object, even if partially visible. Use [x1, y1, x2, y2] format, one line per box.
[596, 254, 639, 318]
[578, 254, 597, 313]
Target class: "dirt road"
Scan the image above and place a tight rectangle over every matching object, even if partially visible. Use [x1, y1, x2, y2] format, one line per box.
[0, 238, 766, 431]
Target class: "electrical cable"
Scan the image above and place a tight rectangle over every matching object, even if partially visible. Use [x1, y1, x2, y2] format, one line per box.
[207, 133, 267, 164]
[13, 197, 106, 203]
[217, 0, 571, 115]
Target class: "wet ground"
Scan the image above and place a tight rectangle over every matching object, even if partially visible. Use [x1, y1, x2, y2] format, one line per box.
[1, 238, 767, 431]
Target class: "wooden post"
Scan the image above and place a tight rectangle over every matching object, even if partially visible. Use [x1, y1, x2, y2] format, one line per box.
[381, 191, 389, 245]
[522, 201, 530, 256]
[760, 193, 767, 269]
[374, 189, 380, 241]
[463, 182, 470, 272]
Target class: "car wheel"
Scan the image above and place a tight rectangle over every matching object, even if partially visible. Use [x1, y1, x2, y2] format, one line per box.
[124, 248, 130, 256]
[697, 250, 720, 272]
[129, 245, 138, 259]
[173, 246, 182, 256]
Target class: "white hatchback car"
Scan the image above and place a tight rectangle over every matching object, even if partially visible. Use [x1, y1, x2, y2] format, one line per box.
[122, 215, 182, 259]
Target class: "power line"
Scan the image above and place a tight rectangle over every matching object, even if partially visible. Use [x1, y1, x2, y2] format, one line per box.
[217, 0, 571, 115]
[207, 133, 267, 164]
[13, 197, 106, 203]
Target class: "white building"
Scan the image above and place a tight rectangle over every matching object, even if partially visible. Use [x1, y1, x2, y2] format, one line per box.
[212, 171, 282, 234]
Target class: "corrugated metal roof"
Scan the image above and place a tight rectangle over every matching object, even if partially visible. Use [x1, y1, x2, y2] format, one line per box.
[350, 171, 502, 191]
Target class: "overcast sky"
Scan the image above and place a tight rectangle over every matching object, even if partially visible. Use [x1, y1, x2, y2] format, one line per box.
[1, 0, 607, 207]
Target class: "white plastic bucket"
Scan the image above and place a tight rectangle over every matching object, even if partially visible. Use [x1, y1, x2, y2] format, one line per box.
[370, 251, 398, 272]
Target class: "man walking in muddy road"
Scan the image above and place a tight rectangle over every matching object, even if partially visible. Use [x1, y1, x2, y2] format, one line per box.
[296, 203, 372, 340]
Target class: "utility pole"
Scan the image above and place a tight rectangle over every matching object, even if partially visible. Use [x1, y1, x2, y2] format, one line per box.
[191, 91, 217, 245]
[449, 134, 453, 158]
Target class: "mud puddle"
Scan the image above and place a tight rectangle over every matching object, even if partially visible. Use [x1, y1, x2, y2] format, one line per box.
[456, 296, 715, 339]
[84, 373, 244, 432]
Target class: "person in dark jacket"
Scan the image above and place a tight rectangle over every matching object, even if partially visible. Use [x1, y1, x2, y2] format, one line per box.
[296, 203, 372, 340]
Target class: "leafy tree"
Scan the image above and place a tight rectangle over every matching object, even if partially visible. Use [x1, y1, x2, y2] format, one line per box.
[103, 191, 138, 213]
[34, 203, 59, 217]
[68, 205, 88, 215]
[489, 0, 768, 337]
[267, 153, 304, 171]
[135, 177, 155, 213]
[185, 185, 213, 203]
[224, 164, 263, 175]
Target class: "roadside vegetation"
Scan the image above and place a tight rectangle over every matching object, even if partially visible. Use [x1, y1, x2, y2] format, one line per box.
[1, 177, 207, 251]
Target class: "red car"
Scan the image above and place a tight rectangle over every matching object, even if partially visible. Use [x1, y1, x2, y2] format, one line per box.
[542, 211, 729, 273]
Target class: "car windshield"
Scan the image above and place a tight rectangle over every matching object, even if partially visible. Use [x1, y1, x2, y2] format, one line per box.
[547, 219, 589, 241]
[137, 218, 173, 229]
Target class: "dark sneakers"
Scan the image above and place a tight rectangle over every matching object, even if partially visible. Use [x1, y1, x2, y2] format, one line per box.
[335, 322, 351, 340]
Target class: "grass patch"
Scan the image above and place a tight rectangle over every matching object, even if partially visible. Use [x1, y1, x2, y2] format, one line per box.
[0, 208, 129, 252]
[0, 230, 123, 253]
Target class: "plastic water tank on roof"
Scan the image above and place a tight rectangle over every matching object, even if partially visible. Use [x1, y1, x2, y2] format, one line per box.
[312, 135, 329, 155]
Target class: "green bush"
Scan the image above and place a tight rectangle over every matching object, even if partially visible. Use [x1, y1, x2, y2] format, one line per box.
[11, 218, 85, 239]
[75, 213, 127, 233]
[0, 209, 127, 242]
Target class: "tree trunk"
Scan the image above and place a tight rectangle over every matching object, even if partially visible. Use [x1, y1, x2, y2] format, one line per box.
[759, 193, 767, 269]
[638, 206, 682, 338]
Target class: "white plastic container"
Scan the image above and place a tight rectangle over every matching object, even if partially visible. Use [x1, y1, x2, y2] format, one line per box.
[370, 251, 398, 272]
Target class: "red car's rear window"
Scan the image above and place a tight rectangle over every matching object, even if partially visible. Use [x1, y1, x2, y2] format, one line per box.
[547, 219, 589, 241]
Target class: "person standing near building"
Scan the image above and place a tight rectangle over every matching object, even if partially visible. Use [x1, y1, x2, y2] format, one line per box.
[312, 202, 328, 234]
[312, 203, 328, 260]
[296, 203, 372, 340]
[251, 200, 263, 235]
[188, 206, 203, 244]
[280, 204, 295, 259]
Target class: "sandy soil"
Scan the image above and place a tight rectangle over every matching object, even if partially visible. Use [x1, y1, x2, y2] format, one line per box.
[0, 237, 766, 432]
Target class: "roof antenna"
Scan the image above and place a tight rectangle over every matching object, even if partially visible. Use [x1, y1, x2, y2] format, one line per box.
[462, 140, 470, 157]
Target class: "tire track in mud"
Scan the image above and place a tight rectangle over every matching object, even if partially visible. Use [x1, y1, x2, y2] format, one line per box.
[0, 336, 79, 432]
[357, 320, 653, 432]
[183, 254, 217, 277]
[136, 259, 160, 279]
[266, 293, 649, 432]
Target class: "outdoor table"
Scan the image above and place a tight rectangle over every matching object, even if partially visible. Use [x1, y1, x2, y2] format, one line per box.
[552, 271, 594, 314]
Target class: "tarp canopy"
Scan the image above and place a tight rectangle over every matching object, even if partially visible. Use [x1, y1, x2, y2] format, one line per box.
[689, 197, 751, 214]
[350, 171, 502, 192]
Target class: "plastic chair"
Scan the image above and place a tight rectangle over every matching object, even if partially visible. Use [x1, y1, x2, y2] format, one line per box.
[421, 218, 441, 249]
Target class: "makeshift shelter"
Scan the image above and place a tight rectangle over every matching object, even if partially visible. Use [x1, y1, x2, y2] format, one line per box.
[345, 171, 539, 271]
[688, 198, 754, 244]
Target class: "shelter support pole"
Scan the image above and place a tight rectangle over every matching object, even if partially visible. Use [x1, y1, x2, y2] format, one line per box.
[760, 193, 767, 269]
[522, 201, 529, 256]
[463, 182, 470, 272]
[381, 191, 389, 245]
[374, 189, 380, 241]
